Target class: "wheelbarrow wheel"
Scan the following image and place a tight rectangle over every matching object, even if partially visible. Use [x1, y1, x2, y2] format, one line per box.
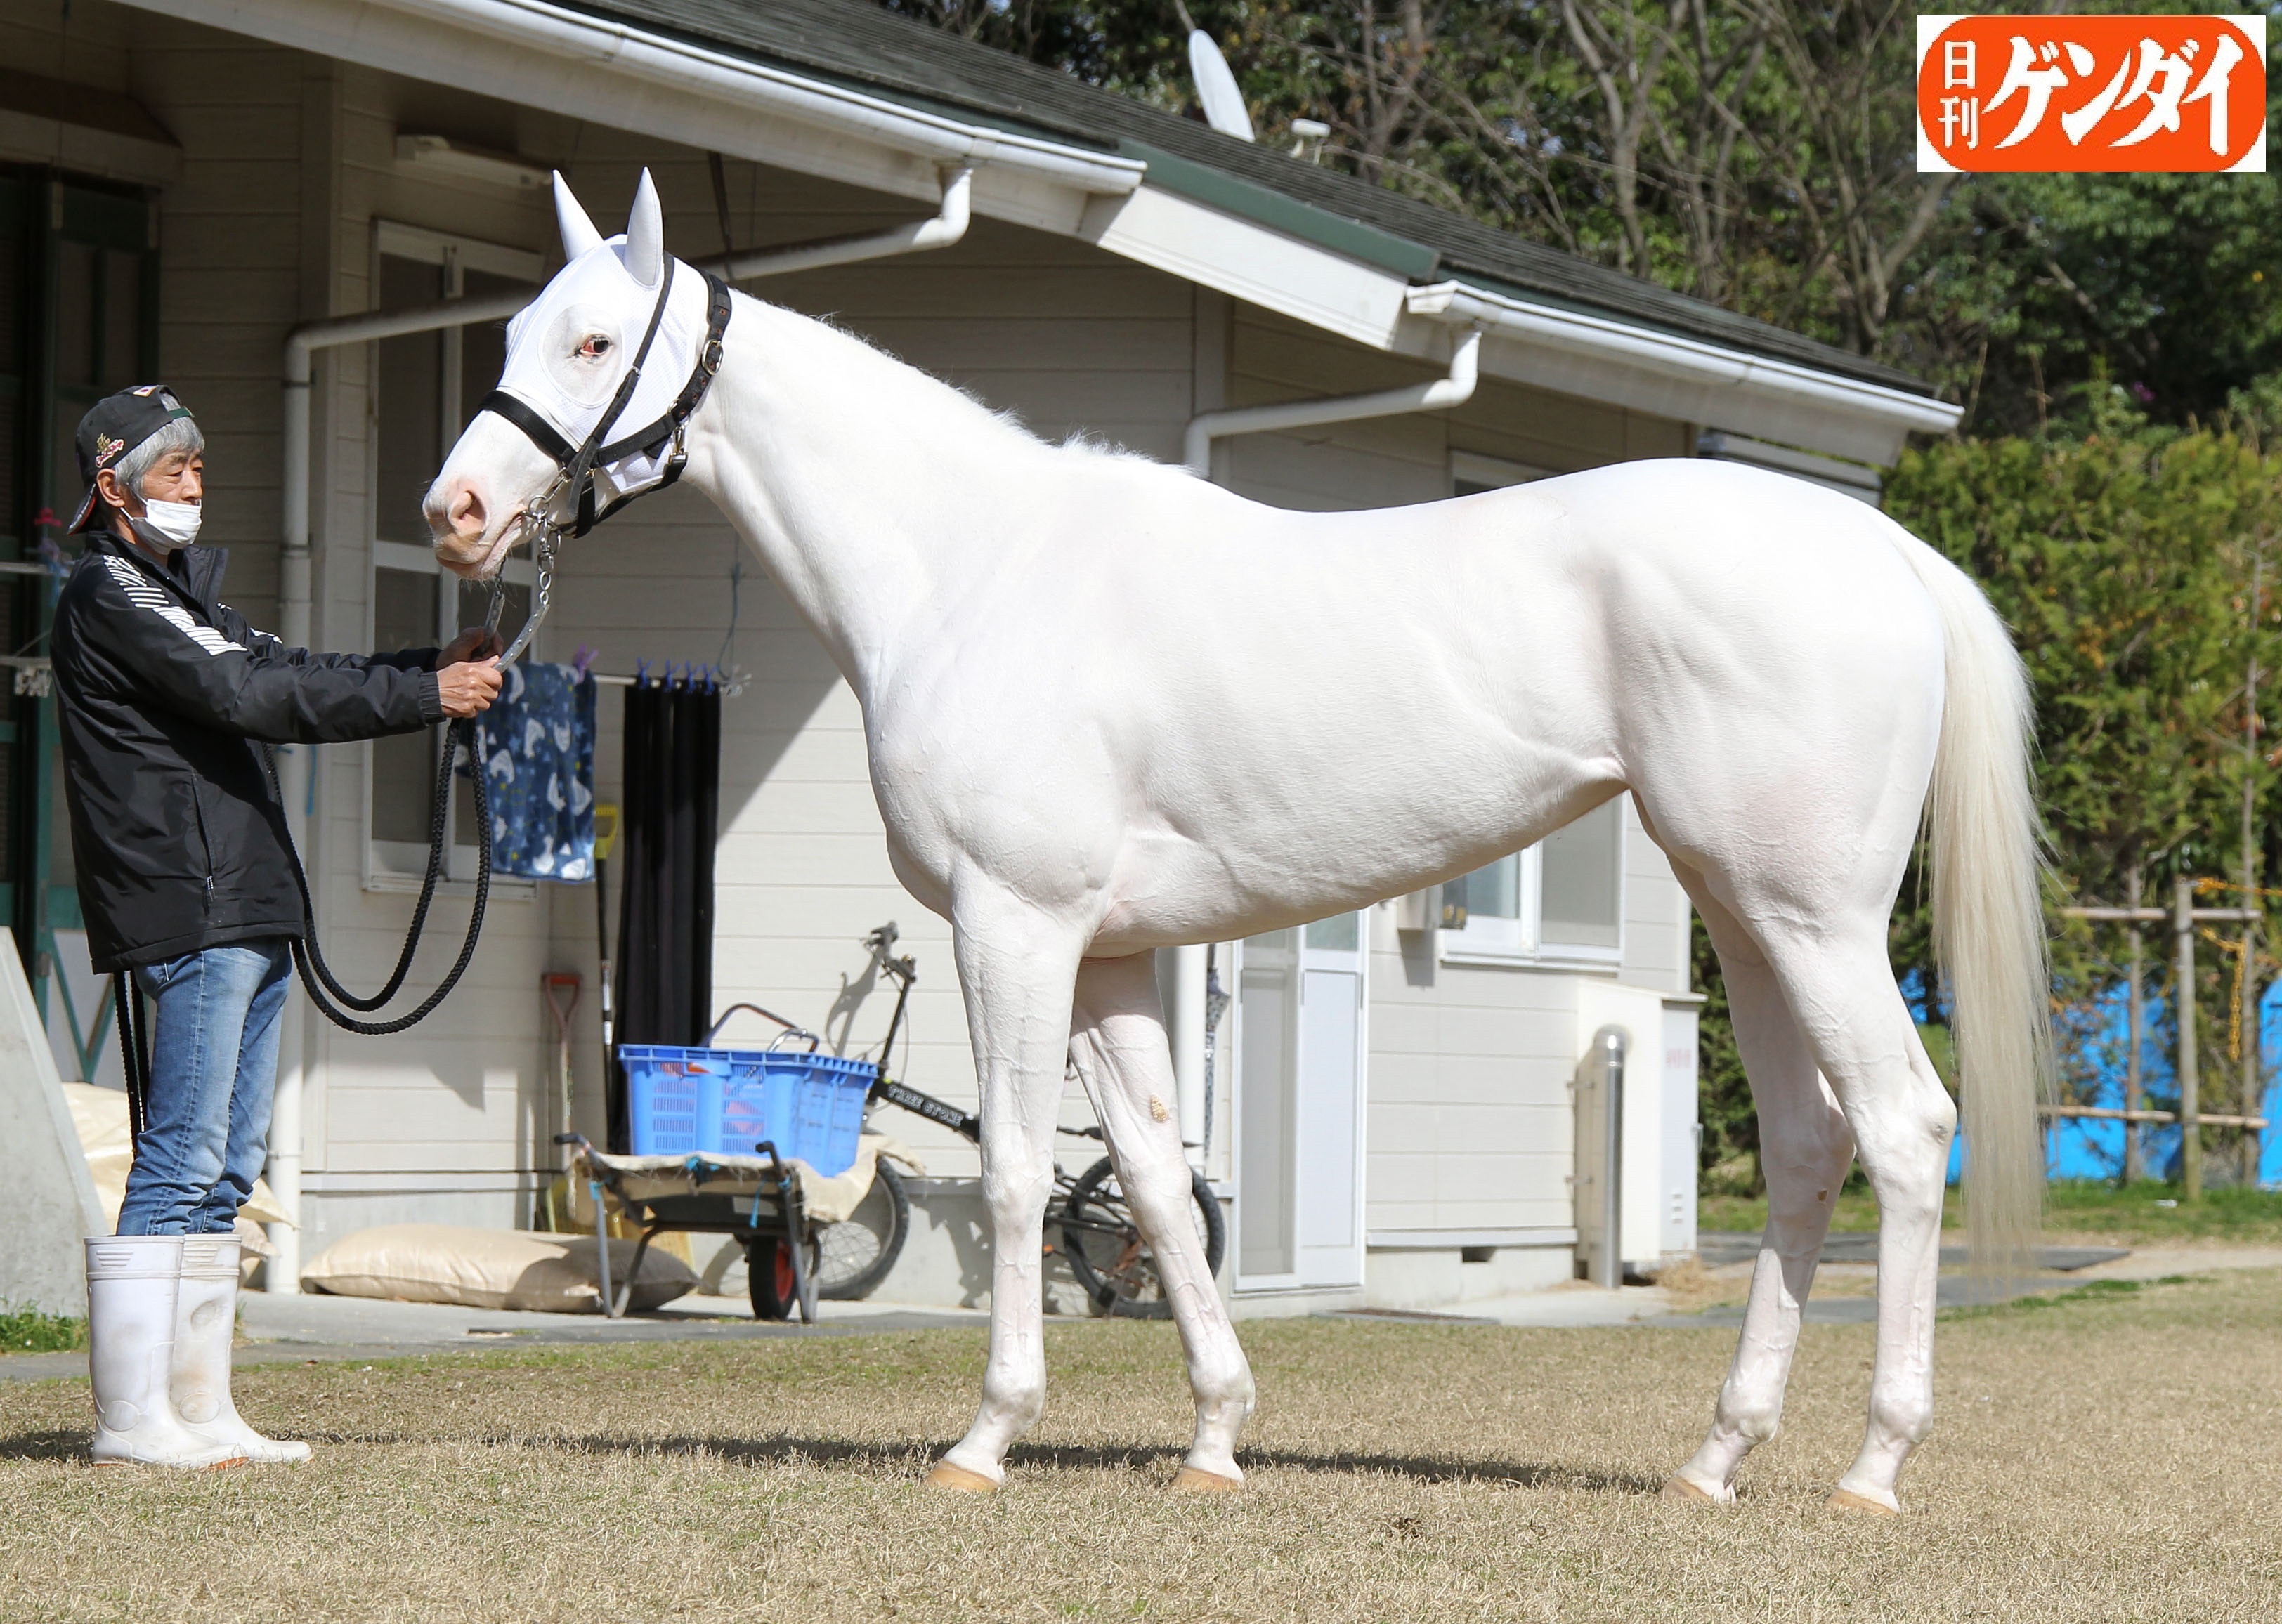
[1059, 1155, 1227, 1319]
[816, 1158, 911, 1301]
[748, 1233, 819, 1321]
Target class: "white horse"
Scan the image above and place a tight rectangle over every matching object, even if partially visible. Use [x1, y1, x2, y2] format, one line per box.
[428, 172, 2047, 1514]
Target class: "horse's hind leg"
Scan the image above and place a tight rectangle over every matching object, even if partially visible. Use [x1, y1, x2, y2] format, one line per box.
[1067, 952, 1255, 1488]
[1755, 926, 1955, 1515]
[1666, 876, 1856, 1505]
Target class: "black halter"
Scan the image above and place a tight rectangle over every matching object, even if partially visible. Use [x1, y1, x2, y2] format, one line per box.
[476, 259, 734, 538]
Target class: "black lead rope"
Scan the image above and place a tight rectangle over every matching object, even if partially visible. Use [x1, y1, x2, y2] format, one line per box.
[112, 974, 148, 1138]
[267, 717, 494, 1037]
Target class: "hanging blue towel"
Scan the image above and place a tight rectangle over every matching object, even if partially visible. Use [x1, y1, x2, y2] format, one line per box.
[474, 661, 596, 882]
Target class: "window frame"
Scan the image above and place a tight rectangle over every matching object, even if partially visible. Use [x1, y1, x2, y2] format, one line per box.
[359, 221, 545, 898]
[1437, 450, 1625, 969]
[1451, 449, 1555, 492]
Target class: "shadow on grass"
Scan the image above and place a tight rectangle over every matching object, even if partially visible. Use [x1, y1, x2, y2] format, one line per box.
[0, 1421, 1659, 1494]
[260, 1427, 1658, 1495]
[0, 1429, 91, 1462]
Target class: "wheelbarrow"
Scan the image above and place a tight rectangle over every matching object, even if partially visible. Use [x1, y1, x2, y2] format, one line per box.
[556, 1133, 823, 1323]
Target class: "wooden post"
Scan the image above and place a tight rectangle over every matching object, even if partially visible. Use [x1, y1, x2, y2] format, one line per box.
[2176, 877, 2202, 1203]
[2242, 551, 2264, 1187]
[2125, 867, 2144, 1186]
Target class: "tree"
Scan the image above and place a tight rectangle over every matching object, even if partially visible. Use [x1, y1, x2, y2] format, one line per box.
[875, 0, 2282, 434]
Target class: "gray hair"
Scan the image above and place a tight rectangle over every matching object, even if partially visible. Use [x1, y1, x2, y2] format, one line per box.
[114, 416, 205, 500]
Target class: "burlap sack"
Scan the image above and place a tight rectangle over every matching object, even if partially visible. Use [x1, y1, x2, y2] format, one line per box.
[300, 1223, 697, 1313]
[65, 1081, 286, 1278]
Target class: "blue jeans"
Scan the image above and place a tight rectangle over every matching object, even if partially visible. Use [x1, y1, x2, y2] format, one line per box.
[115, 940, 294, 1236]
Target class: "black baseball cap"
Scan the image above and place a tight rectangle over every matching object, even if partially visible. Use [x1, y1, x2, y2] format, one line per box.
[69, 384, 197, 532]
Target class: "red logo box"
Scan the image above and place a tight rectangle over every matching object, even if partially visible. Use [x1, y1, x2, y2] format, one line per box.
[1918, 14, 2266, 173]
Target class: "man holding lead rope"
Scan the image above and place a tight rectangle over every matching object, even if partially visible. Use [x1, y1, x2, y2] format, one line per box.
[49, 385, 505, 1467]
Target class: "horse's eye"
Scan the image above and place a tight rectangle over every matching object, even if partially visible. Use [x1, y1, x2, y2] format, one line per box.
[578, 336, 613, 360]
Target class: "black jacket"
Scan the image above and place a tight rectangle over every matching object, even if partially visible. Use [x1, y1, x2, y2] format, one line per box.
[51, 533, 442, 972]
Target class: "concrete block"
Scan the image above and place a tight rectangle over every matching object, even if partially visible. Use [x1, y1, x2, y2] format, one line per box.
[0, 931, 107, 1314]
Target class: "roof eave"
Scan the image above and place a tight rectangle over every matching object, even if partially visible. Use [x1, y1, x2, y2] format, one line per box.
[1409, 282, 1961, 464]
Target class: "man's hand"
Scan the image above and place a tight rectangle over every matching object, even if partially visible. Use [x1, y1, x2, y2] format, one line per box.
[436, 660, 502, 719]
[436, 627, 504, 669]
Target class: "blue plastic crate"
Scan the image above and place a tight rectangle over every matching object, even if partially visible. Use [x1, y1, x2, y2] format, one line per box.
[620, 1045, 878, 1173]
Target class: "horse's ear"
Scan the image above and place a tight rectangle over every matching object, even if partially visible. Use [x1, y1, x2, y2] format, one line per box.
[622, 169, 665, 289]
[554, 173, 606, 261]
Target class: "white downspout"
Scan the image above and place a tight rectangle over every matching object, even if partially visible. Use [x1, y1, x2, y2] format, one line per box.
[1168, 322, 1483, 1165]
[1181, 324, 1482, 477]
[263, 168, 974, 1290]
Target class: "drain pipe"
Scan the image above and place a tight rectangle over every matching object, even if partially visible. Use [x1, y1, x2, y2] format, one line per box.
[1166, 322, 1482, 1162]
[263, 166, 974, 1291]
[1181, 322, 1482, 476]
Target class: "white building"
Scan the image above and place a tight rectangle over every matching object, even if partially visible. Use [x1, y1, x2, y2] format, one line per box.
[11, 0, 1957, 1315]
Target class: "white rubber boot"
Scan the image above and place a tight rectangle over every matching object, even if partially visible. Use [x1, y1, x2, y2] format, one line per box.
[86, 1237, 246, 1468]
[174, 1236, 311, 1465]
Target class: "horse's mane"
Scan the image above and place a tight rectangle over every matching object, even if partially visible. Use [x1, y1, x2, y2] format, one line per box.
[755, 291, 1163, 472]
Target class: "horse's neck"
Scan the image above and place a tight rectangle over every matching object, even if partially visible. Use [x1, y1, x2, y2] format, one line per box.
[683, 297, 1053, 698]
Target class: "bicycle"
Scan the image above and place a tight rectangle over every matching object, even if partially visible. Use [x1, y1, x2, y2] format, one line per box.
[812, 924, 1227, 1318]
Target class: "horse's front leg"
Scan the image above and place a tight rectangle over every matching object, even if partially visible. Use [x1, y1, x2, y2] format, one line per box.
[925, 886, 1085, 1493]
[1067, 952, 1254, 1490]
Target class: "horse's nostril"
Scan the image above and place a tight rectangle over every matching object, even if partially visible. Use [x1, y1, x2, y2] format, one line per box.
[447, 483, 487, 539]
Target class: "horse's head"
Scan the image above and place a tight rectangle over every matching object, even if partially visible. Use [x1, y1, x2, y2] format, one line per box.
[426, 168, 707, 578]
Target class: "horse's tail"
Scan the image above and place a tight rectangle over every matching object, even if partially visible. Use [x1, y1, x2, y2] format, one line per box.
[1884, 528, 2050, 1277]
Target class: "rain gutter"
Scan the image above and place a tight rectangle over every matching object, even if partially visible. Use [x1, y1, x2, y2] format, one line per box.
[1404, 282, 1962, 443]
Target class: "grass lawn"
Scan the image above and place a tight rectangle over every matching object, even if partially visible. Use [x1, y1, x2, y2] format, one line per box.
[1699, 1178, 2282, 1245]
[4, 1269, 2278, 1620]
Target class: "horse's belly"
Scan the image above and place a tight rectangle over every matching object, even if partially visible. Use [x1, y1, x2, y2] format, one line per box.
[1084, 759, 1621, 952]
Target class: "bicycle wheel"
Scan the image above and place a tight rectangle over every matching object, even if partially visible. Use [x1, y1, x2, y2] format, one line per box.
[746, 1233, 819, 1321]
[1059, 1155, 1227, 1319]
[816, 1158, 912, 1300]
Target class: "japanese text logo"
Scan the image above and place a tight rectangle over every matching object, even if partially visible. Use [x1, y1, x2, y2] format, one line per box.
[1918, 15, 2266, 173]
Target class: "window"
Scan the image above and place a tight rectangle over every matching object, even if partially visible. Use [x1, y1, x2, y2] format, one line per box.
[363, 223, 542, 891]
[1438, 801, 1626, 965]
[1451, 449, 1553, 497]
[1437, 450, 1623, 964]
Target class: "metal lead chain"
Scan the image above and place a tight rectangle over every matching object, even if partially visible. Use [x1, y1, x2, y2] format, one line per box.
[498, 526, 557, 666]
[481, 519, 559, 667]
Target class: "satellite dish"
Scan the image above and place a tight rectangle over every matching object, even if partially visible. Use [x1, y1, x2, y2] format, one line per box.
[1187, 30, 1254, 142]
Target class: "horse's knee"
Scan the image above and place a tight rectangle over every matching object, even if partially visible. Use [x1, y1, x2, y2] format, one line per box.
[979, 1144, 1054, 1229]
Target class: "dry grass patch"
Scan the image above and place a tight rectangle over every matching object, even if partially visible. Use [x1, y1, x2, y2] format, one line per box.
[3, 1270, 2278, 1621]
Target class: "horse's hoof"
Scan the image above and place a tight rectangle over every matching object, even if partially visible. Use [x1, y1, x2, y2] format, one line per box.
[922, 1461, 999, 1495]
[1827, 1487, 1900, 1516]
[1173, 1465, 1242, 1494]
[1660, 1475, 1720, 1505]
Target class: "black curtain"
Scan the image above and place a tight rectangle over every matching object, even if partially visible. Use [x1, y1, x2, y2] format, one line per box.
[610, 673, 721, 1151]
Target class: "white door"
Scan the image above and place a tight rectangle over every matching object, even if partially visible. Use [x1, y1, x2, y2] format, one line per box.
[1234, 913, 1367, 1290]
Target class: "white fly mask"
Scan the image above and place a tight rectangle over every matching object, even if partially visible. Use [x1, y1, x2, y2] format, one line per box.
[478, 169, 730, 534]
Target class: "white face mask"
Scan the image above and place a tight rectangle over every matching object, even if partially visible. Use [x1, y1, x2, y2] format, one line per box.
[128, 497, 201, 552]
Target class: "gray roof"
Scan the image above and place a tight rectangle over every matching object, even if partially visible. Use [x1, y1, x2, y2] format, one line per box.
[566, 0, 1934, 398]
